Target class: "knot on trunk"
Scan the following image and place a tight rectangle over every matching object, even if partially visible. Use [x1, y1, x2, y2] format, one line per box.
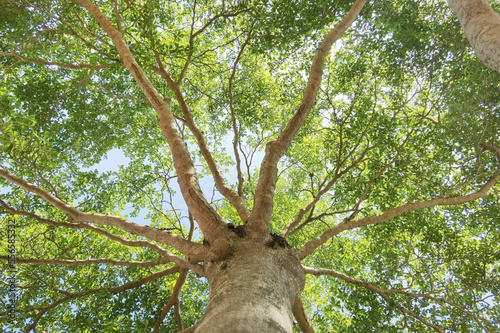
[266, 233, 290, 249]
[227, 223, 246, 238]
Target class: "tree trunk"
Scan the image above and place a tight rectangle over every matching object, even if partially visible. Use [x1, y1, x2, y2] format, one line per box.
[193, 237, 306, 333]
[448, 0, 500, 73]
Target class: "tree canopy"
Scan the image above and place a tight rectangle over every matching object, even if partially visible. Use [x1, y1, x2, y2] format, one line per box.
[1, 0, 499, 332]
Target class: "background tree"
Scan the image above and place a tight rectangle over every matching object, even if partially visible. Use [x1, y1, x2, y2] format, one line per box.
[448, 0, 500, 73]
[1, 0, 499, 332]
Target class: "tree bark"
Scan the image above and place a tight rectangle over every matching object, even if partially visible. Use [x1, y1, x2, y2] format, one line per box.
[192, 238, 305, 333]
[448, 0, 500, 73]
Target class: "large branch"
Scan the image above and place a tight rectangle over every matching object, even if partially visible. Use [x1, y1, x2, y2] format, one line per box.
[0, 166, 207, 265]
[152, 59, 250, 222]
[303, 266, 445, 332]
[448, 0, 500, 73]
[0, 256, 171, 268]
[298, 144, 500, 260]
[292, 297, 315, 333]
[246, 0, 367, 237]
[0, 205, 205, 274]
[73, 0, 227, 242]
[0, 200, 168, 255]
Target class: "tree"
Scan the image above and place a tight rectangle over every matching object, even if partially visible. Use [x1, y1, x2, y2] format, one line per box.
[448, 0, 500, 73]
[1, 0, 499, 331]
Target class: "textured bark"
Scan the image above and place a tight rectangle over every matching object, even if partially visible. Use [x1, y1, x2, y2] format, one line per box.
[193, 238, 305, 333]
[448, 0, 500, 73]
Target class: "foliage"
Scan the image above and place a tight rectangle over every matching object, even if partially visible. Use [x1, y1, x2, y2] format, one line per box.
[1, 0, 499, 332]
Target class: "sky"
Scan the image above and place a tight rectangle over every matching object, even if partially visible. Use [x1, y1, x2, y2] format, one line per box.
[89, 136, 265, 239]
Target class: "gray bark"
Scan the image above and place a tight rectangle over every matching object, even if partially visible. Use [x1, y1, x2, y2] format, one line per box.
[193, 238, 305, 333]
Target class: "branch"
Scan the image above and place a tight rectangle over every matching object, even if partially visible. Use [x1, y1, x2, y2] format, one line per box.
[152, 268, 189, 333]
[282, 143, 376, 237]
[0, 51, 111, 70]
[340, 125, 417, 224]
[152, 217, 194, 331]
[90, 82, 148, 103]
[0, 199, 169, 255]
[174, 301, 184, 331]
[113, 0, 122, 33]
[247, 0, 367, 237]
[383, 287, 495, 331]
[175, 4, 250, 85]
[111, 266, 180, 292]
[228, 28, 253, 199]
[282, 175, 340, 237]
[298, 144, 500, 260]
[292, 296, 315, 333]
[0, 256, 171, 268]
[303, 266, 445, 332]
[24, 295, 74, 333]
[15, 2, 118, 62]
[287, 209, 354, 236]
[0, 167, 207, 268]
[22, 266, 179, 332]
[72, 7, 112, 46]
[73, 0, 227, 242]
[191, 8, 252, 40]
[152, 58, 250, 222]
[0, 200, 205, 274]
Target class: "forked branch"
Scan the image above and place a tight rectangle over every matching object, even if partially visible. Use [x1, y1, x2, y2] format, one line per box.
[152, 58, 250, 221]
[73, 0, 227, 242]
[247, 0, 368, 236]
[298, 144, 500, 260]
[282, 143, 376, 237]
[152, 268, 189, 333]
[0, 166, 206, 266]
[303, 266, 445, 332]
